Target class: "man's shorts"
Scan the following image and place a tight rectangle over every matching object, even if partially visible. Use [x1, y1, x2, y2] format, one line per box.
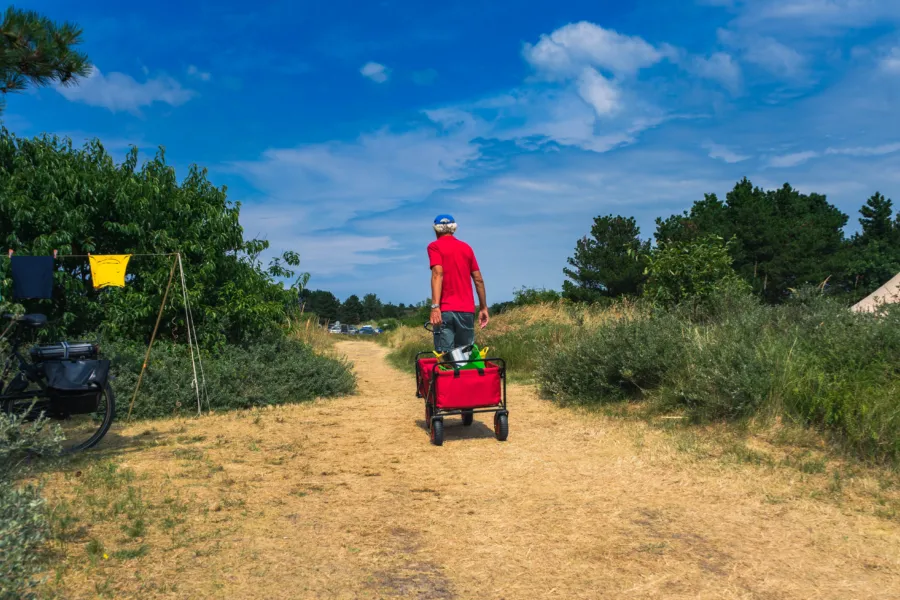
[433, 311, 475, 353]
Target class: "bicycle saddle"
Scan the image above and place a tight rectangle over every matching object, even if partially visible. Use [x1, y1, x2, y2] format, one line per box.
[19, 314, 48, 328]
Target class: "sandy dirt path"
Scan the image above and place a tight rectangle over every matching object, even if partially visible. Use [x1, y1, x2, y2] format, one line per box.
[50, 341, 900, 599]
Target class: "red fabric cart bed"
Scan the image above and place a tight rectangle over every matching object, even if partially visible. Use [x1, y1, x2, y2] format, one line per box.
[415, 353, 509, 446]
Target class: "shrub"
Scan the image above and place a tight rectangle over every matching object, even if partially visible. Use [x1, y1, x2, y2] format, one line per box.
[538, 313, 685, 404]
[644, 235, 750, 313]
[1, 409, 63, 600]
[107, 338, 356, 419]
[663, 302, 776, 419]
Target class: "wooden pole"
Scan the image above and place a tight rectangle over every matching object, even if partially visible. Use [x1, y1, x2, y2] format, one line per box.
[126, 256, 178, 420]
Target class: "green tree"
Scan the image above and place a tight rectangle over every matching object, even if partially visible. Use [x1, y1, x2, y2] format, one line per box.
[655, 179, 848, 303]
[0, 7, 91, 113]
[644, 235, 750, 310]
[0, 130, 301, 347]
[562, 215, 650, 302]
[361, 293, 382, 322]
[380, 303, 400, 319]
[858, 192, 896, 244]
[843, 193, 900, 297]
[339, 295, 363, 324]
[302, 290, 341, 321]
[513, 286, 561, 306]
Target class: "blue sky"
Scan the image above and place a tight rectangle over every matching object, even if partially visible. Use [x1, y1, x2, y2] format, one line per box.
[5, 0, 900, 304]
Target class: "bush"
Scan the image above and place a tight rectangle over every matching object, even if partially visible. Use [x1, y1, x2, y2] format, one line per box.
[663, 300, 776, 419]
[107, 338, 356, 419]
[533, 286, 900, 463]
[1, 409, 63, 600]
[538, 313, 685, 404]
[644, 235, 750, 314]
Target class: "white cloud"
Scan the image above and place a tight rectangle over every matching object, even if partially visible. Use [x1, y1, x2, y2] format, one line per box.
[768, 150, 818, 167]
[56, 66, 195, 113]
[230, 122, 482, 231]
[690, 52, 743, 92]
[187, 65, 212, 81]
[575, 67, 620, 115]
[825, 142, 900, 156]
[881, 47, 900, 72]
[743, 0, 900, 29]
[718, 29, 806, 79]
[360, 62, 389, 83]
[704, 142, 750, 163]
[523, 21, 666, 79]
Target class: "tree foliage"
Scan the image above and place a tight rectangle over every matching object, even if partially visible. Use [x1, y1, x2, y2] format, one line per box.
[843, 193, 900, 296]
[644, 235, 750, 310]
[0, 130, 304, 348]
[562, 215, 650, 302]
[655, 179, 848, 303]
[0, 7, 91, 112]
[339, 295, 363, 325]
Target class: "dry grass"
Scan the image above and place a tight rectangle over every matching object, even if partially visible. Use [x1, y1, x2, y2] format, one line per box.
[36, 341, 900, 599]
[287, 315, 334, 351]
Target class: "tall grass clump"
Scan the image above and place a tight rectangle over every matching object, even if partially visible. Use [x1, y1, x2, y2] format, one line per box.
[107, 338, 356, 419]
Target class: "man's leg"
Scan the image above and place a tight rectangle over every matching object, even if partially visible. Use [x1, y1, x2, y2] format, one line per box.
[447, 311, 475, 348]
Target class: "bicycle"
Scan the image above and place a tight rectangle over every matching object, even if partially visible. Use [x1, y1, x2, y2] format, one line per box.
[0, 313, 115, 453]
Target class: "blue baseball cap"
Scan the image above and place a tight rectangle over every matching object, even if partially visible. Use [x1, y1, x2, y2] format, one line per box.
[434, 214, 455, 224]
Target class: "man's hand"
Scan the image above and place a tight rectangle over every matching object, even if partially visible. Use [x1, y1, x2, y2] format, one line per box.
[430, 308, 443, 327]
[478, 307, 489, 329]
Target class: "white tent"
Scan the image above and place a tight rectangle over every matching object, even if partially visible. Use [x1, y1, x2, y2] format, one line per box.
[851, 272, 900, 313]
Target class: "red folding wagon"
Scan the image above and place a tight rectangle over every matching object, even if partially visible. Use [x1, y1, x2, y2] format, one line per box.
[414, 349, 508, 446]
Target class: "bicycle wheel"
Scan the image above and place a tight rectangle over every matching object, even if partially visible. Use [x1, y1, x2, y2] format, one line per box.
[55, 382, 116, 453]
[4, 383, 117, 454]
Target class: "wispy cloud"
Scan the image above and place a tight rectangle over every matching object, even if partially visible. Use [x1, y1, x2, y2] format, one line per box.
[56, 66, 195, 113]
[704, 142, 750, 163]
[187, 65, 212, 82]
[360, 62, 389, 83]
[825, 142, 900, 156]
[718, 29, 806, 79]
[731, 0, 900, 31]
[689, 52, 743, 92]
[768, 150, 818, 167]
[881, 47, 900, 72]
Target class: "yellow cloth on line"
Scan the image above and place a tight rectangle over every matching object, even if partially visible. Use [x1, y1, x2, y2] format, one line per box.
[89, 254, 132, 289]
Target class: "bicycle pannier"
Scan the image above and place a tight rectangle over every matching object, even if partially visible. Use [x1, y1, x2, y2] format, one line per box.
[43, 359, 110, 392]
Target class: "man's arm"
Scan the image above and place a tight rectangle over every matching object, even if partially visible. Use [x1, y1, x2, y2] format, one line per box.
[472, 270, 489, 328]
[430, 265, 443, 326]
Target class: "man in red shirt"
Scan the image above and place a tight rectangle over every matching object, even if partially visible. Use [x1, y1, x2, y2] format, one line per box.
[428, 214, 489, 352]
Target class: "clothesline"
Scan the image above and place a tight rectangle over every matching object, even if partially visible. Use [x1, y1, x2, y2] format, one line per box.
[1, 249, 209, 419]
[2, 252, 179, 258]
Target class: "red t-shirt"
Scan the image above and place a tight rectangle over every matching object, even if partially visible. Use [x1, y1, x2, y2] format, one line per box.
[427, 235, 480, 313]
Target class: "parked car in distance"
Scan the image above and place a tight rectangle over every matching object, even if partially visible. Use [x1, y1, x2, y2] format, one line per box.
[328, 324, 341, 334]
[348, 326, 359, 335]
[340, 324, 349, 334]
[358, 325, 379, 335]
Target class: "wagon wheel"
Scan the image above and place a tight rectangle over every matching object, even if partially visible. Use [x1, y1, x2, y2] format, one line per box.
[461, 410, 474, 426]
[493, 412, 508, 442]
[430, 418, 444, 446]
